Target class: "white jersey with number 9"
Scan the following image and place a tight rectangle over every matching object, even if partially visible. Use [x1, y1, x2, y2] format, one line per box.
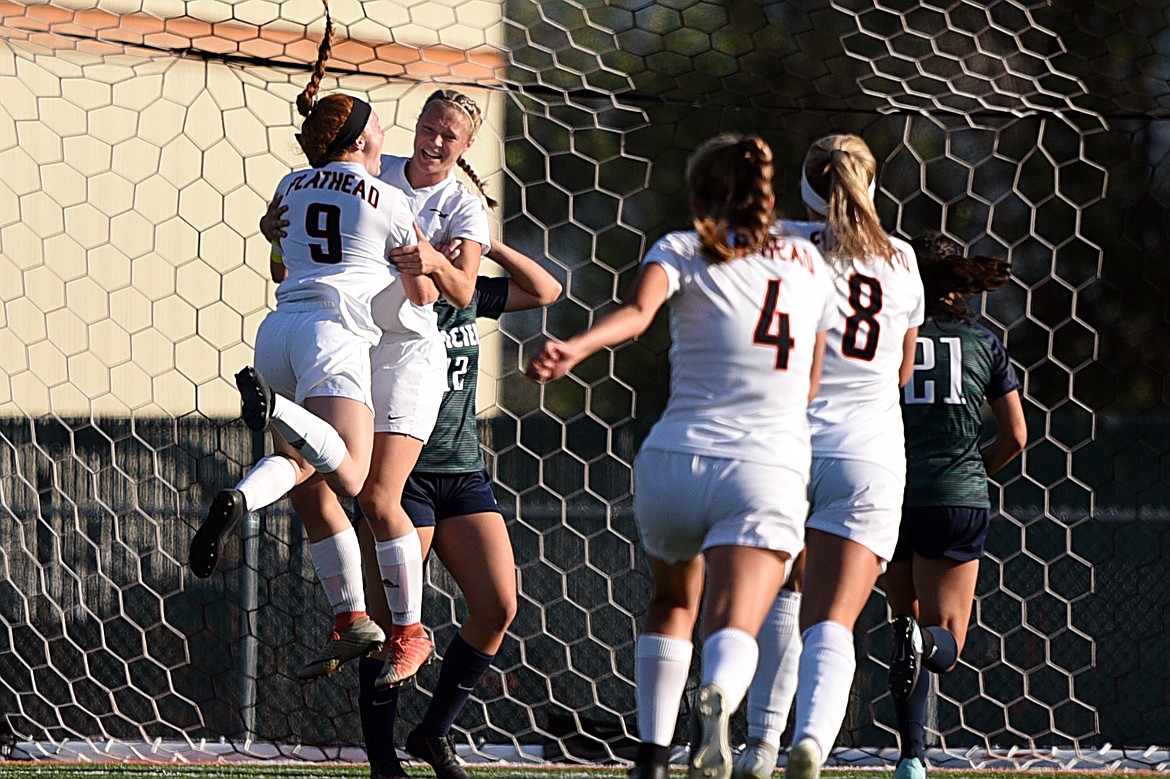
[273, 160, 416, 344]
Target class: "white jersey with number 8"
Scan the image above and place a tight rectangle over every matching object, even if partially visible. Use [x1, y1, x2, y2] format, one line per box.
[780, 220, 925, 460]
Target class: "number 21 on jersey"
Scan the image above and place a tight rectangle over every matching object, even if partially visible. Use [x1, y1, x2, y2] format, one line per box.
[904, 336, 963, 405]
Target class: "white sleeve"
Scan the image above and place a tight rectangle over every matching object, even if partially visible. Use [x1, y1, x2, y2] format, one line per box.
[641, 234, 685, 299]
[385, 194, 416, 253]
[448, 193, 492, 252]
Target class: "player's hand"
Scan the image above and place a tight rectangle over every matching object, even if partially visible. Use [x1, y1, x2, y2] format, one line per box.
[433, 238, 463, 263]
[259, 195, 289, 242]
[389, 223, 446, 276]
[486, 237, 504, 262]
[526, 339, 581, 383]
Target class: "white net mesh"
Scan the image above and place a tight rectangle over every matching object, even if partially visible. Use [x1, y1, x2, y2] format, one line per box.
[0, 0, 1166, 771]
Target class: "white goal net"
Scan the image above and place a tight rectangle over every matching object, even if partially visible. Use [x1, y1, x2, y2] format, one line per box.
[0, 0, 1166, 771]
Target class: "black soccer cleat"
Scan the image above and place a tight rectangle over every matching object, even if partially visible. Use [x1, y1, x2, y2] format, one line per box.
[629, 741, 672, 779]
[405, 729, 469, 779]
[189, 488, 246, 578]
[235, 366, 275, 432]
[629, 762, 670, 779]
[369, 757, 410, 779]
[888, 614, 925, 700]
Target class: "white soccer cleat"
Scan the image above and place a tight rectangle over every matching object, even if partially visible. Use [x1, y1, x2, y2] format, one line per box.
[734, 737, 780, 779]
[784, 737, 822, 779]
[689, 683, 732, 779]
[297, 616, 385, 681]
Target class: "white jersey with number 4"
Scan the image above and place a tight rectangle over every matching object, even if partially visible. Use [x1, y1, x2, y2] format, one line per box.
[640, 227, 839, 468]
[780, 220, 925, 460]
[273, 160, 416, 344]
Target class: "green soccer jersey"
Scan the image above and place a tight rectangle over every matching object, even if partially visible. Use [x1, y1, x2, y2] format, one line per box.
[414, 277, 509, 473]
[901, 318, 1021, 507]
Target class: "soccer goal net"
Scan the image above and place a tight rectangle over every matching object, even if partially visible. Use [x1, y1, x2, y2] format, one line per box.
[0, 0, 1165, 771]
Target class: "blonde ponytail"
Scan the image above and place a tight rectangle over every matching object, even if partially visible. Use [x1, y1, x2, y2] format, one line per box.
[802, 134, 897, 265]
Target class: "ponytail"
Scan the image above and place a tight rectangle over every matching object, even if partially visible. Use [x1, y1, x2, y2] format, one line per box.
[295, 0, 333, 119]
[687, 134, 774, 264]
[802, 134, 897, 265]
[910, 230, 1011, 319]
[293, 1, 369, 168]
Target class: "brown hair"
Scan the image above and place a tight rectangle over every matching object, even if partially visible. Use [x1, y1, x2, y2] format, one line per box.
[686, 134, 774, 264]
[293, 1, 359, 168]
[803, 134, 897, 265]
[910, 230, 1011, 319]
[420, 89, 498, 209]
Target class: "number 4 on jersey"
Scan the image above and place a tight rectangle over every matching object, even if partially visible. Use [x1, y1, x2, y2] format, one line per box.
[754, 279, 794, 370]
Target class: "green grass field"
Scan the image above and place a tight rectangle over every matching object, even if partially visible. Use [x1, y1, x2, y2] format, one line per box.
[0, 765, 1150, 779]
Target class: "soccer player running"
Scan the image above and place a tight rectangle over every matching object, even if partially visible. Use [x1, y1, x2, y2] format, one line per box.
[883, 231, 1026, 779]
[356, 238, 561, 779]
[189, 2, 437, 681]
[734, 134, 925, 779]
[529, 134, 837, 779]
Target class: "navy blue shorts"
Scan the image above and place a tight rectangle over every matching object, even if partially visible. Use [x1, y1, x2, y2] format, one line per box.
[890, 506, 990, 563]
[401, 469, 502, 528]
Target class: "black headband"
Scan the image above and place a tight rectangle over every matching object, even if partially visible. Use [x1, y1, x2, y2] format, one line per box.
[325, 98, 372, 156]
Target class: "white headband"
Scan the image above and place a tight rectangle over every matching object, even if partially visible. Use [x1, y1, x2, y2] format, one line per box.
[800, 164, 877, 217]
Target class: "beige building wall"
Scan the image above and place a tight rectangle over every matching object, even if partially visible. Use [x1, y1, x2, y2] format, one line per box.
[0, 0, 506, 418]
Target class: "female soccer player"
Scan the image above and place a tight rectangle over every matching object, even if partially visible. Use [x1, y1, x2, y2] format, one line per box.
[734, 133, 925, 779]
[529, 134, 837, 779]
[260, 82, 501, 700]
[356, 238, 561, 779]
[883, 231, 1026, 779]
[189, 0, 436, 683]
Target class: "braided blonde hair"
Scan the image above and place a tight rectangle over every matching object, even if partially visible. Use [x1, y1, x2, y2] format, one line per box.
[687, 134, 775, 264]
[420, 89, 498, 209]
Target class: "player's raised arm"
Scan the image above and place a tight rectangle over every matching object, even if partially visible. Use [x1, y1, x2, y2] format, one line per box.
[527, 262, 668, 383]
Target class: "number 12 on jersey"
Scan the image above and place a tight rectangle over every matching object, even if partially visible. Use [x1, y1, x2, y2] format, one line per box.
[754, 279, 794, 370]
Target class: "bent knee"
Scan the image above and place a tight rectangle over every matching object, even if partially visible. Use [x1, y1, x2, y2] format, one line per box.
[327, 472, 365, 500]
[470, 594, 517, 637]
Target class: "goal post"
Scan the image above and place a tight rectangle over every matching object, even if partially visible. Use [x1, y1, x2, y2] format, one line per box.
[0, 0, 1166, 771]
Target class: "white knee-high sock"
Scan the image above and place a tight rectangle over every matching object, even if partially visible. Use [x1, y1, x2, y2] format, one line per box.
[700, 627, 759, 714]
[635, 633, 693, 747]
[308, 528, 366, 615]
[374, 532, 423, 625]
[269, 396, 347, 473]
[235, 455, 297, 512]
[746, 589, 803, 746]
[792, 620, 856, 760]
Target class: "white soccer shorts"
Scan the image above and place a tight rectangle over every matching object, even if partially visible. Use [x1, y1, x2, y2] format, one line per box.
[369, 332, 446, 441]
[253, 302, 373, 408]
[805, 455, 905, 562]
[633, 448, 808, 564]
